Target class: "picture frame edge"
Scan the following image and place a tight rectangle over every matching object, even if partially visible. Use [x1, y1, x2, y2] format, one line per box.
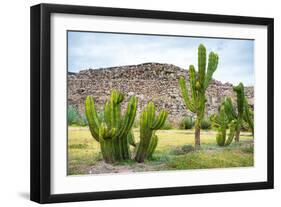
[30, 3, 274, 204]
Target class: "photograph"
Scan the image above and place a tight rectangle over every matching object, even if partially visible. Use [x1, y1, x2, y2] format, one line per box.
[67, 31, 255, 175]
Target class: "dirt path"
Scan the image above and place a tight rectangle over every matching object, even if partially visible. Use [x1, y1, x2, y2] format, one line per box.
[86, 161, 166, 174]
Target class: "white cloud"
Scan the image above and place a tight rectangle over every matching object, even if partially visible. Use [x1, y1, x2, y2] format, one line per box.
[68, 32, 254, 86]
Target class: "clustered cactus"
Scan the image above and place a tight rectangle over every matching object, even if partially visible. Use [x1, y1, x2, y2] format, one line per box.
[179, 44, 219, 149]
[85, 91, 168, 163]
[211, 82, 254, 146]
[85, 90, 137, 163]
[135, 102, 168, 163]
[211, 104, 236, 146]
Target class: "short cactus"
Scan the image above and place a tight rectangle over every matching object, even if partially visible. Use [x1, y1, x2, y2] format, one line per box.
[222, 83, 246, 142]
[211, 104, 236, 146]
[244, 97, 254, 135]
[135, 102, 168, 163]
[232, 83, 245, 142]
[179, 44, 219, 149]
[85, 90, 137, 163]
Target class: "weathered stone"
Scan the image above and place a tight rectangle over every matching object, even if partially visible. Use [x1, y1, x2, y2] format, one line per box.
[68, 63, 254, 121]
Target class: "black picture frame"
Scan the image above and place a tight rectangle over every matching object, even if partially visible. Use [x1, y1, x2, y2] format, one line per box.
[30, 3, 274, 204]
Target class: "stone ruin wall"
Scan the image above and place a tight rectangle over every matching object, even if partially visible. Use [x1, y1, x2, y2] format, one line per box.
[68, 63, 254, 122]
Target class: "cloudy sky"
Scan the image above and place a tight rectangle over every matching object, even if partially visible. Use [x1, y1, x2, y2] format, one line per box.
[68, 31, 254, 86]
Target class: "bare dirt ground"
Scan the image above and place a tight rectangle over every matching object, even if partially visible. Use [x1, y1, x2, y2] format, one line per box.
[85, 161, 166, 174]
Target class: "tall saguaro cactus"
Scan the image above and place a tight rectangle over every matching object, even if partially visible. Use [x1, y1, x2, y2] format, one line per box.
[135, 102, 168, 163]
[179, 44, 219, 149]
[85, 90, 137, 163]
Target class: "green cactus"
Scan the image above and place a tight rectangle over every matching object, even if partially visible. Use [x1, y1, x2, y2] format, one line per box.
[243, 97, 254, 135]
[85, 90, 137, 163]
[215, 82, 253, 144]
[211, 104, 236, 146]
[127, 130, 136, 147]
[179, 44, 219, 149]
[135, 102, 168, 163]
[232, 83, 245, 142]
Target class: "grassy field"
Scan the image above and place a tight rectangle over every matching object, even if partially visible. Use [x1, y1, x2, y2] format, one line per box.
[68, 126, 254, 175]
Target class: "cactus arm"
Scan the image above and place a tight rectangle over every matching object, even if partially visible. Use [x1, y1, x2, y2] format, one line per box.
[99, 123, 115, 163]
[118, 96, 138, 138]
[85, 96, 100, 142]
[179, 76, 196, 112]
[104, 101, 111, 129]
[244, 97, 254, 135]
[216, 132, 225, 146]
[233, 83, 245, 142]
[147, 133, 158, 159]
[210, 114, 221, 129]
[204, 52, 219, 90]
[152, 110, 168, 129]
[225, 120, 236, 146]
[189, 65, 197, 103]
[216, 110, 226, 147]
[135, 108, 151, 162]
[224, 97, 237, 121]
[215, 105, 228, 146]
[147, 102, 156, 128]
[234, 83, 245, 118]
[117, 96, 137, 159]
[198, 44, 206, 87]
[110, 90, 121, 129]
[127, 130, 136, 147]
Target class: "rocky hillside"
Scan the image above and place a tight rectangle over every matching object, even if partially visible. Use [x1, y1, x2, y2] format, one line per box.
[68, 63, 254, 121]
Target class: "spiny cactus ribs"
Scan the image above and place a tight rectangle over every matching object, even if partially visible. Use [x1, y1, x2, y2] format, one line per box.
[85, 90, 137, 163]
[135, 102, 168, 163]
[211, 103, 236, 147]
[85, 90, 168, 163]
[211, 82, 254, 146]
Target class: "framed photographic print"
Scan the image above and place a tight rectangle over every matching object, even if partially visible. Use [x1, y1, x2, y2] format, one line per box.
[30, 3, 274, 203]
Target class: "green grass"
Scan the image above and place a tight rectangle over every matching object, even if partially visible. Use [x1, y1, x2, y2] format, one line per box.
[68, 126, 254, 175]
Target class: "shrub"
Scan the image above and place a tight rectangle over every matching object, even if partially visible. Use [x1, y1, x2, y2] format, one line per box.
[241, 145, 254, 153]
[79, 114, 88, 126]
[171, 145, 194, 155]
[201, 118, 212, 130]
[68, 105, 79, 125]
[179, 116, 194, 129]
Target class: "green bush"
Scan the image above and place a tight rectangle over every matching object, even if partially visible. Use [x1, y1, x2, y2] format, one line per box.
[171, 144, 194, 155]
[201, 118, 212, 130]
[241, 145, 254, 153]
[68, 105, 79, 125]
[179, 116, 194, 129]
[79, 114, 88, 126]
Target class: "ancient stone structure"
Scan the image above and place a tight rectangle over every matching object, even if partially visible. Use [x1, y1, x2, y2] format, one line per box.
[68, 63, 254, 122]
